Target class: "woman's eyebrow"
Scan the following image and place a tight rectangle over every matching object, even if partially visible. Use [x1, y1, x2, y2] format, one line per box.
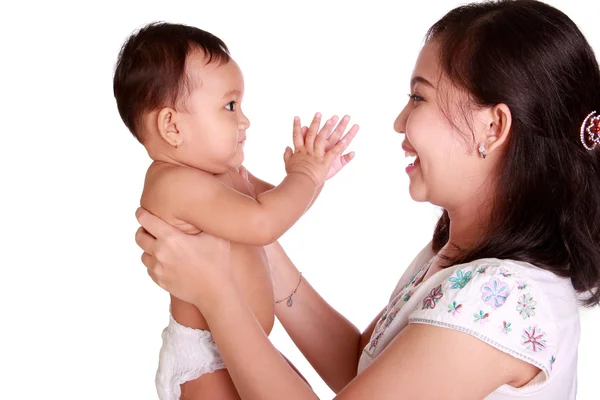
[411, 76, 435, 89]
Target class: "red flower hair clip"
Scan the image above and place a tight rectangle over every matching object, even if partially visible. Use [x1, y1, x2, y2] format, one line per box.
[581, 111, 600, 151]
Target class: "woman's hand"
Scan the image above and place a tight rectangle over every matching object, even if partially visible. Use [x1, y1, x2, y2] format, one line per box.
[320, 115, 359, 181]
[283, 114, 359, 186]
[134, 208, 234, 309]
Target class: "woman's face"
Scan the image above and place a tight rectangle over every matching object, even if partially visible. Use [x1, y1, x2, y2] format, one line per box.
[394, 40, 495, 211]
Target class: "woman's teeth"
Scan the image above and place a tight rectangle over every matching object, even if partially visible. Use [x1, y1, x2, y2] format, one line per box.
[405, 151, 418, 166]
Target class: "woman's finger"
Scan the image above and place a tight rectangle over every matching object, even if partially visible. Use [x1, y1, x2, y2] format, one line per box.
[135, 226, 156, 254]
[147, 269, 160, 287]
[327, 115, 351, 145]
[323, 137, 348, 164]
[337, 124, 360, 152]
[136, 208, 178, 239]
[141, 251, 158, 271]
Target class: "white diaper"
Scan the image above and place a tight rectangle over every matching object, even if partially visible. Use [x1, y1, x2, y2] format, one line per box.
[156, 315, 226, 400]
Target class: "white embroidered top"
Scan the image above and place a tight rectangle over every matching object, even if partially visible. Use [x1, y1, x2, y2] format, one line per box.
[357, 243, 580, 399]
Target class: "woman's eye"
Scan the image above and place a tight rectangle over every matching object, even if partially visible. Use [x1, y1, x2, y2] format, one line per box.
[225, 101, 236, 111]
[408, 94, 424, 103]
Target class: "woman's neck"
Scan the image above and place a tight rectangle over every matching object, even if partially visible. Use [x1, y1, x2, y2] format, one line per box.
[444, 202, 491, 257]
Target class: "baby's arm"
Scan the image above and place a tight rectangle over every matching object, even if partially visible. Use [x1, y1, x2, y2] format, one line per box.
[241, 113, 359, 209]
[243, 168, 324, 210]
[157, 114, 354, 245]
[157, 166, 318, 246]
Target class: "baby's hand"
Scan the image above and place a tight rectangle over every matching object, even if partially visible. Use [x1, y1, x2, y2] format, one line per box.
[284, 113, 358, 186]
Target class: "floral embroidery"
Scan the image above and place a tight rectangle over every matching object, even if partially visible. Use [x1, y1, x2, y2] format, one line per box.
[404, 262, 429, 289]
[517, 280, 528, 290]
[384, 308, 400, 328]
[517, 293, 537, 319]
[369, 332, 384, 351]
[500, 321, 512, 334]
[499, 267, 513, 277]
[481, 278, 510, 308]
[449, 269, 472, 289]
[404, 274, 417, 289]
[476, 266, 487, 274]
[550, 356, 556, 371]
[448, 301, 462, 316]
[522, 326, 547, 352]
[474, 310, 490, 324]
[422, 284, 444, 310]
[403, 290, 413, 302]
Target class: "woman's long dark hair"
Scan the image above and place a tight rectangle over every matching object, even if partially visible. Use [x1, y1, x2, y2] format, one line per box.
[428, 0, 600, 306]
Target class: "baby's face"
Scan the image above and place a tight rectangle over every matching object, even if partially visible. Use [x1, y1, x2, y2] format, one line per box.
[176, 52, 250, 173]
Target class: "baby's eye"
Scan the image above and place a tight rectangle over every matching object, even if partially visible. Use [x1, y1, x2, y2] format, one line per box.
[225, 101, 236, 111]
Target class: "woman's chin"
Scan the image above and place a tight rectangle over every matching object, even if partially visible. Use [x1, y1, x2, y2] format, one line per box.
[408, 183, 428, 203]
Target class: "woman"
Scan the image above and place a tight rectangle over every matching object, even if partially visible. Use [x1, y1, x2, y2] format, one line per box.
[135, 1, 600, 398]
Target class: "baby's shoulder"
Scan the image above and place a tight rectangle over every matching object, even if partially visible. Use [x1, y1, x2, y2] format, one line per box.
[144, 162, 218, 194]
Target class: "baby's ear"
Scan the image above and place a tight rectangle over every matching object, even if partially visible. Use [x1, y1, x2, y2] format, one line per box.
[484, 103, 512, 155]
[157, 107, 182, 148]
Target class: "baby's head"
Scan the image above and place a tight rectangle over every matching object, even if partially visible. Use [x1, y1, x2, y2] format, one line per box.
[114, 22, 250, 173]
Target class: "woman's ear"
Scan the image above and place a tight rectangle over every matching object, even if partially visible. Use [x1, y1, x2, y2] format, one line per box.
[156, 107, 183, 148]
[483, 103, 512, 155]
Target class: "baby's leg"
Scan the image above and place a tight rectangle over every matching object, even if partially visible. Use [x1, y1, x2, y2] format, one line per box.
[180, 369, 240, 400]
[156, 296, 238, 400]
[179, 353, 309, 400]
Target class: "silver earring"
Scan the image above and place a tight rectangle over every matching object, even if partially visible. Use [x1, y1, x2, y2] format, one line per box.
[478, 144, 487, 159]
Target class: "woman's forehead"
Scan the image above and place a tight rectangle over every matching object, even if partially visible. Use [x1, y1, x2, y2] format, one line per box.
[411, 41, 441, 88]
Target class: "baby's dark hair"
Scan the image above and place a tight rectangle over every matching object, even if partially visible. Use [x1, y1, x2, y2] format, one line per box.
[428, 0, 600, 306]
[113, 22, 230, 142]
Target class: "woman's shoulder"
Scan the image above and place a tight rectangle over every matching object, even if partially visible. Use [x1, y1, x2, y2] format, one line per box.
[439, 258, 576, 297]
[408, 257, 580, 381]
[421, 257, 579, 316]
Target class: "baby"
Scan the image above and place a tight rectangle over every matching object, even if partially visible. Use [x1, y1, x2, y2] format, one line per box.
[113, 22, 357, 399]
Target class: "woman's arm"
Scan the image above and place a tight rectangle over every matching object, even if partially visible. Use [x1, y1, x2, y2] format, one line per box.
[189, 273, 531, 400]
[135, 210, 539, 400]
[264, 241, 382, 393]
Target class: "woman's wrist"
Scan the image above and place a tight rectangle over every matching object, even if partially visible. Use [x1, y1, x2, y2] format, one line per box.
[264, 241, 304, 300]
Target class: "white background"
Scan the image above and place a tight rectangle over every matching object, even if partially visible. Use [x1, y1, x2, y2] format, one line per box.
[1, 0, 598, 399]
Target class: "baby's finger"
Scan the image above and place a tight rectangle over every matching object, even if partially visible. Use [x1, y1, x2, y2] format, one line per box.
[304, 112, 322, 152]
[315, 116, 338, 155]
[293, 117, 304, 150]
[301, 126, 308, 138]
[283, 146, 293, 163]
